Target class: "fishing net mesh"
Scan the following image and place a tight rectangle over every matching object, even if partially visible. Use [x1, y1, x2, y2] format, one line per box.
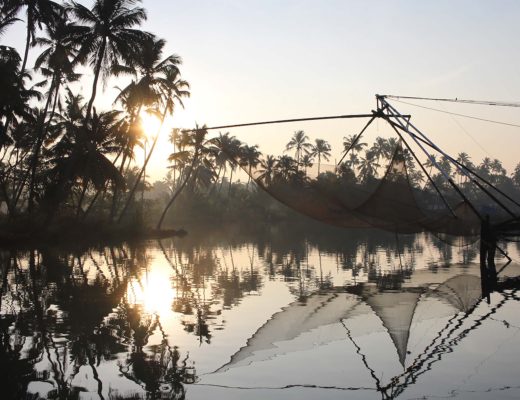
[226, 142, 483, 236]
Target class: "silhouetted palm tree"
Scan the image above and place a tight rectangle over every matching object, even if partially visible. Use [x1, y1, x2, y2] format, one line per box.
[309, 138, 331, 175]
[343, 133, 367, 156]
[285, 130, 312, 170]
[14, 0, 63, 73]
[0, 1, 20, 37]
[157, 126, 208, 229]
[69, 0, 151, 120]
[240, 144, 261, 189]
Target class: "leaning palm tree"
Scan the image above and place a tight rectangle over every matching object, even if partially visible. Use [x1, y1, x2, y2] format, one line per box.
[13, 0, 63, 74]
[117, 51, 189, 223]
[26, 10, 81, 212]
[69, 0, 151, 120]
[309, 138, 331, 176]
[285, 130, 312, 170]
[156, 126, 208, 230]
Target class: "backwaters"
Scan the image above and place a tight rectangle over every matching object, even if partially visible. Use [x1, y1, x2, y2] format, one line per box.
[2, 223, 520, 399]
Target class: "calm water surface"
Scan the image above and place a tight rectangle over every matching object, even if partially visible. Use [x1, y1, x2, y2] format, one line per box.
[1, 226, 520, 399]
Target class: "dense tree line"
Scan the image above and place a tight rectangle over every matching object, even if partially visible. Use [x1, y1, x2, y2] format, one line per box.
[0, 0, 189, 231]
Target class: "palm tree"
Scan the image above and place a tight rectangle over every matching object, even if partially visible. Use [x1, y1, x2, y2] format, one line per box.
[69, 0, 151, 120]
[240, 144, 261, 189]
[342, 134, 367, 156]
[358, 150, 380, 182]
[157, 126, 208, 229]
[13, 0, 63, 74]
[423, 154, 438, 176]
[285, 130, 312, 170]
[257, 155, 276, 186]
[276, 155, 297, 181]
[300, 153, 313, 177]
[456, 152, 471, 184]
[0, 1, 20, 37]
[27, 10, 81, 212]
[309, 138, 331, 176]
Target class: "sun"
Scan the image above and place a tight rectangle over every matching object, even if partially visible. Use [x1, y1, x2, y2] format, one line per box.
[140, 111, 162, 138]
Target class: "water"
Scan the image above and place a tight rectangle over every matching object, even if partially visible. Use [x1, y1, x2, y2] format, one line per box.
[1, 225, 520, 399]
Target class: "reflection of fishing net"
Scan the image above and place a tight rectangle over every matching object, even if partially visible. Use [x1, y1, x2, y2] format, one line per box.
[229, 143, 482, 235]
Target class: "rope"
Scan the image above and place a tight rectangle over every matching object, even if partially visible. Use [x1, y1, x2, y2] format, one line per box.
[384, 95, 520, 108]
[389, 99, 520, 128]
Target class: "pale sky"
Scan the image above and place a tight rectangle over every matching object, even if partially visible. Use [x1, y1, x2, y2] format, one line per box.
[3, 0, 520, 179]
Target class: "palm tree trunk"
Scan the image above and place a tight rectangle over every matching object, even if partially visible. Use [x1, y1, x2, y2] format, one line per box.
[117, 108, 167, 223]
[27, 76, 58, 213]
[76, 181, 88, 218]
[85, 38, 106, 121]
[218, 169, 227, 193]
[228, 168, 234, 196]
[20, 13, 32, 74]
[156, 151, 199, 230]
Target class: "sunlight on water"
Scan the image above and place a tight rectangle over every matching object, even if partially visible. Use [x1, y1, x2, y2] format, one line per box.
[2, 228, 520, 399]
[127, 262, 176, 318]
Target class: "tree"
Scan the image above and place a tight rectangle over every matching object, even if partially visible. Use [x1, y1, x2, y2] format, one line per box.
[14, 0, 63, 74]
[342, 133, 366, 156]
[115, 37, 189, 222]
[358, 150, 380, 182]
[0, 1, 20, 37]
[27, 9, 81, 212]
[309, 138, 331, 175]
[69, 0, 151, 120]
[239, 144, 261, 189]
[156, 126, 208, 229]
[285, 130, 312, 170]
[257, 155, 276, 186]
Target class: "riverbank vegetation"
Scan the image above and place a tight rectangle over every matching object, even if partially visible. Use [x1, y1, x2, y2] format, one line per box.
[2, 1, 520, 240]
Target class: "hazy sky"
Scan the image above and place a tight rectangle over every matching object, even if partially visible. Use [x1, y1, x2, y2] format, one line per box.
[4, 0, 520, 179]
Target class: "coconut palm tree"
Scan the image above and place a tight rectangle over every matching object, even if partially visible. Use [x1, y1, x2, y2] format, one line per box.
[0, 1, 20, 37]
[257, 155, 276, 186]
[27, 10, 81, 212]
[358, 150, 380, 182]
[13, 0, 63, 74]
[309, 138, 331, 176]
[300, 153, 313, 177]
[275, 155, 297, 181]
[116, 53, 189, 222]
[342, 134, 367, 156]
[285, 130, 312, 170]
[157, 126, 208, 229]
[240, 144, 261, 189]
[69, 0, 151, 120]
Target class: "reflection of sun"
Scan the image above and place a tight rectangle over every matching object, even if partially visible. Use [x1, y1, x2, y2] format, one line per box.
[140, 111, 162, 138]
[127, 265, 175, 317]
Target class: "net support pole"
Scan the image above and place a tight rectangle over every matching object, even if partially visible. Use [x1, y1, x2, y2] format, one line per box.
[379, 96, 518, 218]
[336, 114, 378, 166]
[384, 118, 457, 218]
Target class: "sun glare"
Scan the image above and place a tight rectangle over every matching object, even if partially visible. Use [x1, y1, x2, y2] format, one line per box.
[140, 111, 162, 138]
